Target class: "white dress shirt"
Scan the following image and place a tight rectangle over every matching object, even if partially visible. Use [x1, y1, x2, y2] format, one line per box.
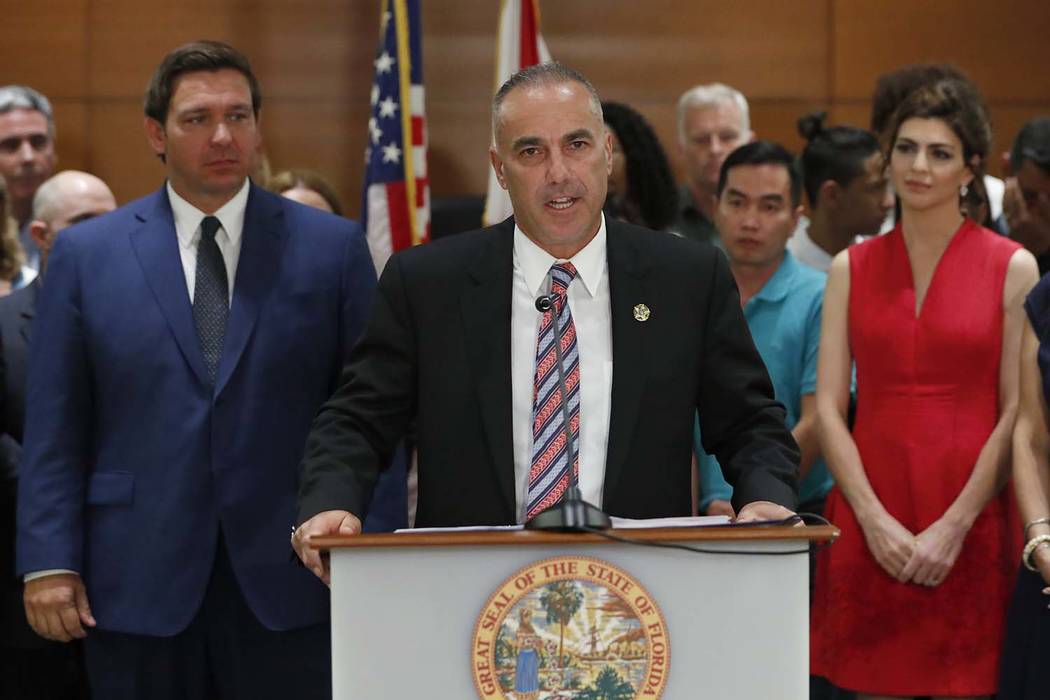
[511, 216, 613, 522]
[168, 179, 249, 303]
[787, 220, 833, 273]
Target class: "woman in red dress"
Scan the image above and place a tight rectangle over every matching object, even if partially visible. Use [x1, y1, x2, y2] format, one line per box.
[811, 79, 1039, 698]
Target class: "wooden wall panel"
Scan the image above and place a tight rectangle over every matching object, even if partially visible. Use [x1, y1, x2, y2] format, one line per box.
[0, 2, 89, 99]
[832, 0, 1050, 102]
[85, 101, 163, 205]
[545, 1, 828, 101]
[49, 101, 90, 176]
[262, 99, 365, 213]
[1, 1, 1047, 215]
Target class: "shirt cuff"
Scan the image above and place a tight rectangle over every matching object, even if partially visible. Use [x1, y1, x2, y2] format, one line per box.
[24, 569, 78, 583]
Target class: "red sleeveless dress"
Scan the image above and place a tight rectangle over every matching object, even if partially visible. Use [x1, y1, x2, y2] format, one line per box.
[811, 221, 1021, 696]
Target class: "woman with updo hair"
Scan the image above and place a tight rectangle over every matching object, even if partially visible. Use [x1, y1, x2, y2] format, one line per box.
[811, 79, 1039, 698]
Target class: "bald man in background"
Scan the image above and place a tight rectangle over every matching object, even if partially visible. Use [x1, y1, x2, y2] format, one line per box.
[0, 170, 115, 700]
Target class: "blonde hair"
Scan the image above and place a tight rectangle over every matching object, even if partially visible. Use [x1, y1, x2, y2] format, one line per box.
[0, 177, 26, 281]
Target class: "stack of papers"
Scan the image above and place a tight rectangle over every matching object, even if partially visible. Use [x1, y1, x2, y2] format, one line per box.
[396, 515, 731, 534]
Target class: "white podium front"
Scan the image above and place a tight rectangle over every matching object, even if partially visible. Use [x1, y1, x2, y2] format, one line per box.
[315, 525, 837, 699]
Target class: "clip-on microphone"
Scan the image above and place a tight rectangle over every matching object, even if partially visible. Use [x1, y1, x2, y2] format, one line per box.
[526, 285, 612, 533]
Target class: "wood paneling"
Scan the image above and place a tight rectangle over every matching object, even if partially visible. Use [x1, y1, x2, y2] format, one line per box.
[0, 2, 89, 98]
[85, 101, 163, 203]
[3, 0, 1048, 213]
[832, 0, 1050, 102]
[546, 1, 828, 101]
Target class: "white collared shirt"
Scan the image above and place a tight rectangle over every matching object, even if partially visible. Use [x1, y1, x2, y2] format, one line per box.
[787, 220, 833, 273]
[167, 179, 250, 303]
[511, 215, 613, 522]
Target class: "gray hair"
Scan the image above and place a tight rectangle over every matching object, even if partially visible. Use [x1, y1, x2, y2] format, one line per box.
[491, 62, 603, 143]
[676, 83, 750, 145]
[0, 85, 55, 135]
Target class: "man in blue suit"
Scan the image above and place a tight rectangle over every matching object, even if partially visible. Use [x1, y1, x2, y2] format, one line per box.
[15, 41, 383, 699]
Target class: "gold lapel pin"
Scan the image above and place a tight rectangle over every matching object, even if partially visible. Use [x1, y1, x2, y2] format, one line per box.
[633, 304, 650, 322]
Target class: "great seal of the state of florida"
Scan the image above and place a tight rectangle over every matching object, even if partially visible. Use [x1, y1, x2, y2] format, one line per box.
[471, 556, 670, 699]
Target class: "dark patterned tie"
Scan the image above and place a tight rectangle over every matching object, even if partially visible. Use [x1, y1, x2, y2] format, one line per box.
[526, 262, 581, 520]
[193, 216, 228, 385]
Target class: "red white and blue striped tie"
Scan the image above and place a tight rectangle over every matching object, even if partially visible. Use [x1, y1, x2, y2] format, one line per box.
[526, 262, 580, 520]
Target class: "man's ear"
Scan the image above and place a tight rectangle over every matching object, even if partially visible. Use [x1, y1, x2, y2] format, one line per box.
[489, 147, 508, 190]
[253, 110, 263, 151]
[603, 130, 613, 177]
[29, 220, 51, 253]
[144, 117, 166, 159]
[818, 180, 842, 210]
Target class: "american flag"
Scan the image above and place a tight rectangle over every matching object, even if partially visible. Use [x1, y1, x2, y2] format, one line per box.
[363, 0, 429, 273]
[483, 0, 552, 226]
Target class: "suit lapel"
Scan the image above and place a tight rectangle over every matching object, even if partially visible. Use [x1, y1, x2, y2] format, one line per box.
[129, 188, 210, 389]
[603, 223, 650, 503]
[461, 221, 516, 517]
[214, 185, 285, 396]
[18, 280, 38, 346]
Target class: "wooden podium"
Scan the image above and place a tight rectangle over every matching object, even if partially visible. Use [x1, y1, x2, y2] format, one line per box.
[315, 525, 837, 699]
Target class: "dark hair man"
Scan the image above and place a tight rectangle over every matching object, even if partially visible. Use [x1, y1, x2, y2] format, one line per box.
[0, 85, 57, 271]
[1002, 116, 1050, 275]
[696, 142, 828, 520]
[791, 112, 893, 272]
[15, 41, 391, 699]
[292, 64, 800, 581]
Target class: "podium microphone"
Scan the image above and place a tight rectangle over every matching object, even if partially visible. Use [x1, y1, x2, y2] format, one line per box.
[526, 282, 611, 533]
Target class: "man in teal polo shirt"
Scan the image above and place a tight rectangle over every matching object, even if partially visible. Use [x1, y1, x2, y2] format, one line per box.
[696, 141, 831, 518]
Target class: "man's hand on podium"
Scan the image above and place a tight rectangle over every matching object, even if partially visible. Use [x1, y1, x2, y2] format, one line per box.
[734, 500, 800, 525]
[23, 572, 96, 642]
[292, 510, 363, 586]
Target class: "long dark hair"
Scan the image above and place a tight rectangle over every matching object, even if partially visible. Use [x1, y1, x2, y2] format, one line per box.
[602, 101, 677, 231]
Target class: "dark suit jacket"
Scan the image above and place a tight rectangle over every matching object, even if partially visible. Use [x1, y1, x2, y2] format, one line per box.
[298, 218, 798, 527]
[16, 184, 383, 636]
[0, 282, 40, 648]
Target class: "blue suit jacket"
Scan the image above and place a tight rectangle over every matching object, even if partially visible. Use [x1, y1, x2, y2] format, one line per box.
[15, 183, 385, 635]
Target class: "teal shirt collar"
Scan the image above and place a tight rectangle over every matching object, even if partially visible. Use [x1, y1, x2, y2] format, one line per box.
[747, 249, 799, 308]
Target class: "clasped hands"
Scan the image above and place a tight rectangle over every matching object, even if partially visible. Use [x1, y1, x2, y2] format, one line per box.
[860, 510, 967, 587]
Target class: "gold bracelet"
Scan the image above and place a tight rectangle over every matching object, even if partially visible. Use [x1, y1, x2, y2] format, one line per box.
[1024, 517, 1050, 540]
[1022, 534, 1050, 572]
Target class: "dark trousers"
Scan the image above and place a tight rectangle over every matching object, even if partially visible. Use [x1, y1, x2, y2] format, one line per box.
[0, 641, 89, 700]
[83, 536, 330, 700]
